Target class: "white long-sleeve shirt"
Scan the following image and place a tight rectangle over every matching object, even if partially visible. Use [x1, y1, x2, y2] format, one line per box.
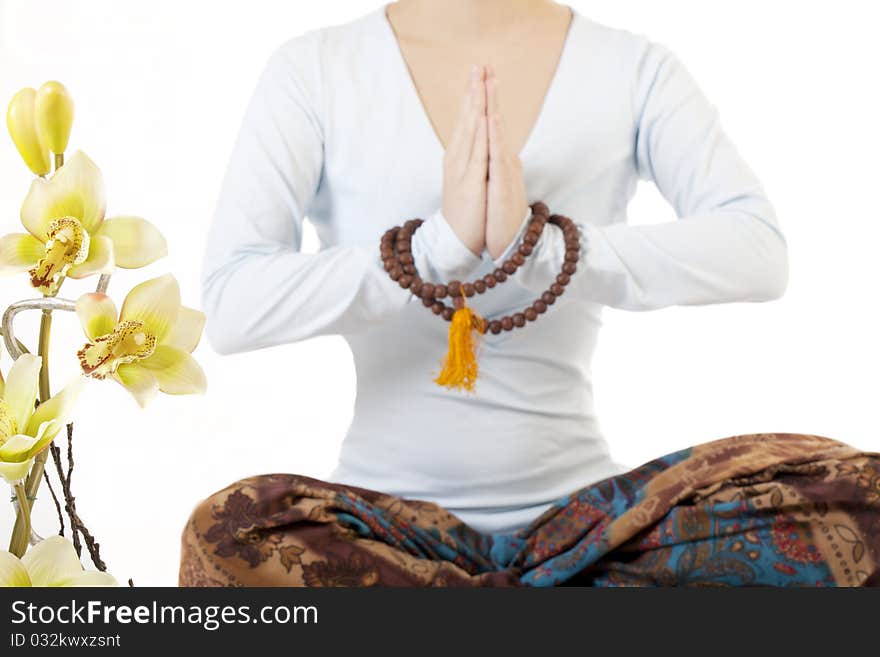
[202, 5, 788, 534]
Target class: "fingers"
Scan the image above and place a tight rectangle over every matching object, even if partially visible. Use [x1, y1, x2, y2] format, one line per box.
[486, 65, 505, 169]
[447, 65, 481, 163]
[460, 65, 485, 166]
[468, 66, 488, 175]
[486, 65, 522, 181]
[443, 70, 472, 160]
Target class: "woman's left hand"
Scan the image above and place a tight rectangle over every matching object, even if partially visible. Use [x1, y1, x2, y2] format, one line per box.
[485, 65, 529, 261]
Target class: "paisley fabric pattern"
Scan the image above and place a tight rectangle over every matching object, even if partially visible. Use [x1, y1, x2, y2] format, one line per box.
[179, 433, 880, 587]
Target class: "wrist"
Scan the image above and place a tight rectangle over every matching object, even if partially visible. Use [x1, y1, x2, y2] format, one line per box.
[411, 208, 484, 281]
[490, 206, 532, 267]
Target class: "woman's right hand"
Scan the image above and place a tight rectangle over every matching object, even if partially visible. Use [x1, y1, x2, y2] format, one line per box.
[441, 65, 488, 257]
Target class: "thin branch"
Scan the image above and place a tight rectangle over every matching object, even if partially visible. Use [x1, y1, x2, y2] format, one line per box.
[64, 424, 83, 555]
[54, 423, 107, 571]
[49, 437, 81, 556]
[68, 514, 105, 572]
[42, 461, 65, 537]
[66, 423, 75, 486]
[2, 296, 75, 359]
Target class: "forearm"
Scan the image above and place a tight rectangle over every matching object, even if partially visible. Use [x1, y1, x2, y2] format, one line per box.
[499, 197, 788, 311]
[202, 208, 482, 354]
[202, 245, 401, 354]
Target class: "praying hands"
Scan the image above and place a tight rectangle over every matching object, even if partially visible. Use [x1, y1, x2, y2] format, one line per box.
[441, 64, 530, 261]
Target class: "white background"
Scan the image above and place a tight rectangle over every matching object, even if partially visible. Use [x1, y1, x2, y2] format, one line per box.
[0, 0, 877, 586]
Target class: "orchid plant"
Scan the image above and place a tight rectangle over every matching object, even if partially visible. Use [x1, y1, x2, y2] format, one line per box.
[0, 81, 206, 586]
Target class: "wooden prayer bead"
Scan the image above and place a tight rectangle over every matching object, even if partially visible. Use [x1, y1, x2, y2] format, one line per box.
[382, 200, 578, 339]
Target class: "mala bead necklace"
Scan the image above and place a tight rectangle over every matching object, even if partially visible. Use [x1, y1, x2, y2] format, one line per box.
[380, 201, 580, 392]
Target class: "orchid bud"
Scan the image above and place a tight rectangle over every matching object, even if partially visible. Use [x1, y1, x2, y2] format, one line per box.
[35, 81, 74, 155]
[6, 88, 51, 176]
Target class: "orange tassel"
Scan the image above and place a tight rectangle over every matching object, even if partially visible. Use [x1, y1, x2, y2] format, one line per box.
[433, 301, 486, 393]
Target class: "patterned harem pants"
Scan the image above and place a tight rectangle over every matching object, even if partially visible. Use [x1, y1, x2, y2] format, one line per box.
[179, 433, 880, 586]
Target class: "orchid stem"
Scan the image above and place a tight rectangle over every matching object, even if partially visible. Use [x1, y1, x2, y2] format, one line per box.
[37, 310, 52, 402]
[9, 482, 31, 558]
[8, 310, 52, 553]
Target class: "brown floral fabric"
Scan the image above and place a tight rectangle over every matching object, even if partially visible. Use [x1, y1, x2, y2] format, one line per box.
[179, 433, 880, 587]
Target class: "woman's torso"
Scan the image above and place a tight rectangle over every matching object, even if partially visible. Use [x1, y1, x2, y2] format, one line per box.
[306, 6, 643, 533]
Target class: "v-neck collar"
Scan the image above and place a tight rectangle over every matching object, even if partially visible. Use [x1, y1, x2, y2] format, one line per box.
[377, 3, 578, 160]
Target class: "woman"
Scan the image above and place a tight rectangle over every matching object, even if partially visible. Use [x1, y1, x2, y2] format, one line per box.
[180, 1, 880, 586]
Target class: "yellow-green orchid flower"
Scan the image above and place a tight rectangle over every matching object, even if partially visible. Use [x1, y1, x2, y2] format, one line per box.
[0, 536, 118, 587]
[0, 150, 167, 295]
[35, 81, 75, 156]
[6, 87, 51, 176]
[76, 274, 206, 407]
[0, 354, 83, 484]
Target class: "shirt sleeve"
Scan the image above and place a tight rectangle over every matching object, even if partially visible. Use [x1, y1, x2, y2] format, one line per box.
[504, 40, 789, 311]
[201, 36, 482, 355]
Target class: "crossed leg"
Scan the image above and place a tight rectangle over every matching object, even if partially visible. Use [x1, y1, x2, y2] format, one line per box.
[180, 434, 880, 587]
